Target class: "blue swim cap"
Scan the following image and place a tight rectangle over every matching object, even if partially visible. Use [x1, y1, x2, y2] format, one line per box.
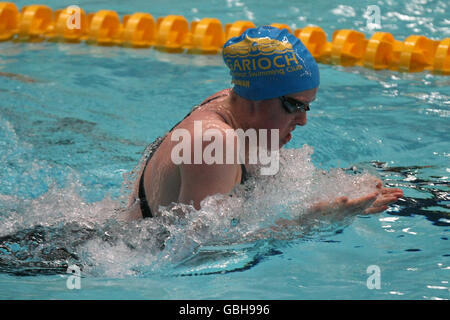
[223, 26, 320, 101]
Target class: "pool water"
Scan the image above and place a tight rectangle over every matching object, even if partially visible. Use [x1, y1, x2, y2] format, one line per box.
[0, 0, 449, 299]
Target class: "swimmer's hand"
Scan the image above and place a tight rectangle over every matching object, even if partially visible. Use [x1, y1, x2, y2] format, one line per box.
[308, 180, 403, 217]
[363, 181, 403, 214]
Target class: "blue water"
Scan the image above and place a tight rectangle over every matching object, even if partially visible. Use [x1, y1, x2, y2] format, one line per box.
[0, 0, 449, 299]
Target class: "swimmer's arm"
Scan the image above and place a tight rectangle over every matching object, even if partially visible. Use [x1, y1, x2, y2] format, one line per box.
[271, 192, 378, 231]
[306, 182, 403, 217]
[274, 183, 403, 229]
[177, 121, 240, 211]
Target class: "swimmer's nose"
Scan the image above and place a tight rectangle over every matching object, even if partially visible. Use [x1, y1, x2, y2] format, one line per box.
[294, 111, 307, 126]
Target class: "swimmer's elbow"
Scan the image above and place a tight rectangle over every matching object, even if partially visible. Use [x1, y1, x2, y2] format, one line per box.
[177, 188, 201, 210]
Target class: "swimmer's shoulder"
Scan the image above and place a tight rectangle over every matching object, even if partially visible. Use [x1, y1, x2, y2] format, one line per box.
[176, 111, 234, 135]
[198, 88, 232, 106]
[175, 89, 233, 130]
[162, 88, 234, 147]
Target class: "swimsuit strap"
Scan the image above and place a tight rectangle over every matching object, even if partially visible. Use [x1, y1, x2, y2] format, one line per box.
[139, 168, 153, 218]
[240, 164, 247, 184]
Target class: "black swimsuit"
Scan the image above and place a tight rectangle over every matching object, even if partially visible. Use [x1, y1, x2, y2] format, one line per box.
[138, 94, 248, 218]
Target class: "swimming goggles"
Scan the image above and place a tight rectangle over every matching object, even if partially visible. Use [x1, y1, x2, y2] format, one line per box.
[279, 96, 310, 113]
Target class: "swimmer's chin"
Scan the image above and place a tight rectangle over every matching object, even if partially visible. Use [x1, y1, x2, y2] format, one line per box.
[280, 132, 292, 146]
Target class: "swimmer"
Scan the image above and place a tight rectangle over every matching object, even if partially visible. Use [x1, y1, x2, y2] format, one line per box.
[125, 26, 403, 221]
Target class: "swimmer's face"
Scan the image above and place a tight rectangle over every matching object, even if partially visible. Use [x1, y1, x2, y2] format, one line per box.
[255, 87, 318, 149]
